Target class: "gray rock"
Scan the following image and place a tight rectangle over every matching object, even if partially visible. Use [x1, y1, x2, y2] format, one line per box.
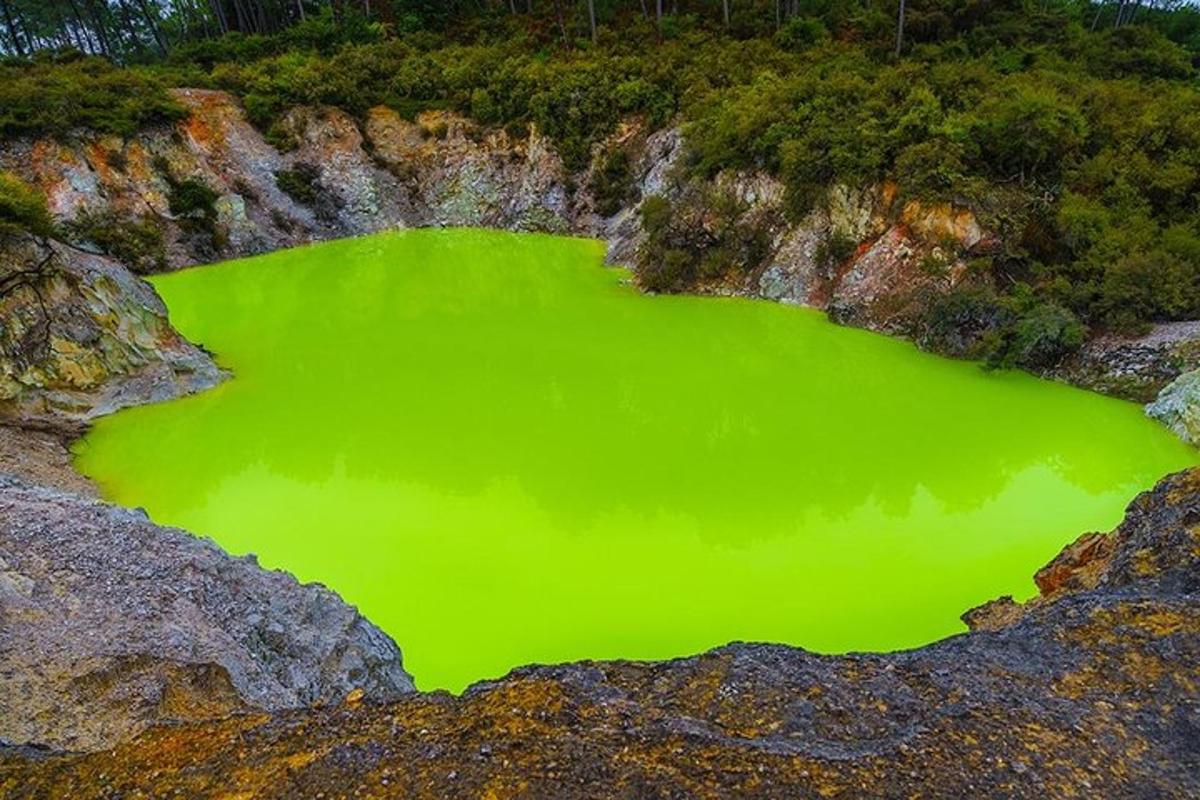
[0, 476, 414, 751]
[1147, 368, 1200, 445]
[1048, 320, 1200, 402]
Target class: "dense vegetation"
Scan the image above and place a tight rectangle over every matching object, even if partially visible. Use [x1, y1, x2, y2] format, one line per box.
[0, 171, 53, 240]
[2, 0, 1200, 367]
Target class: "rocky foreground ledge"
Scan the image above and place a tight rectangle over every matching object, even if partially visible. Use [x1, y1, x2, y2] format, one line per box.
[0, 476, 414, 753]
[2, 471, 1198, 798]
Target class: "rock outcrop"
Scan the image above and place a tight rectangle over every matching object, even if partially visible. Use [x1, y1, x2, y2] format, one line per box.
[0, 476, 415, 752]
[366, 107, 572, 232]
[1050, 320, 1200, 402]
[3, 468, 1198, 797]
[0, 237, 222, 424]
[1147, 368, 1200, 445]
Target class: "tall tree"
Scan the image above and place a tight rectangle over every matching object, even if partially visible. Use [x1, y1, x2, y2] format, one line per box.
[895, 0, 906, 56]
[134, 0, 169, 53]
[586, 0, 595, 41]
[0, 0, 27, 55]
[552, 0, 567, 44]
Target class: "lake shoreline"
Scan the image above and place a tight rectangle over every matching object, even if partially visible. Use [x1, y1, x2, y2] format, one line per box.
[4, 464, 1199, 796]
[1, 96, 1199, 796]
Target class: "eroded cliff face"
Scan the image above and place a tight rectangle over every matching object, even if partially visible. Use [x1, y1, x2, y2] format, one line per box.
[3, 467, 1197, 798]
[4, 89, 1197, 421]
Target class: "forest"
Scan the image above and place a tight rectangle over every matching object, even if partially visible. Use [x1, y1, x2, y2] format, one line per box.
[2, 0, 1200, 362]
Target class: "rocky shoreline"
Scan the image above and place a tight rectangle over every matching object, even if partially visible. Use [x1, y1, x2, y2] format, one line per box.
[1, 90, 1199, 796]
[3, 467, 1198, 797]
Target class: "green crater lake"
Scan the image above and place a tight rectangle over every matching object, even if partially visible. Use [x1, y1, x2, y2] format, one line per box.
[75, 228, 1196, 691]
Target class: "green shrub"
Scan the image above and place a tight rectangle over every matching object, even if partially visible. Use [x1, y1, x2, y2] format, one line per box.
[920, 285, 1007, 358]
[635, 188, 772, 293]
[167, 177, 219, 220]
[774, 17, 830, 52]
[66, 209, 166, 274]
[590, 147, 635, 218]
[984, 295, 1085, 370]
[0, 172, 54, 240]
[0, 57, 183, 138]
[815, 229, 857, 270]
[275, 164, 321, 206]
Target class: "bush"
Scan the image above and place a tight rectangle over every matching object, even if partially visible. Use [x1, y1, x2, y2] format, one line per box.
[774, 17, 830, 52]
[984, 296, 1085, 370]
[635, 188, 773, 293]
[590, 147, 635, 218]
[0, 172, 54, 240]
[66, 209, 166, 274]
[0, 56, 183, 138]
[167, 177, 219, 220]
[275, 164, 321, 206]
[920, 285, 1007, 358]
[815, 229, 857, 270]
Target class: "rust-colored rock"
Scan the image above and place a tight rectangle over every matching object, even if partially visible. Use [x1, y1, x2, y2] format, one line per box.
[1033, 531, 1113, 597]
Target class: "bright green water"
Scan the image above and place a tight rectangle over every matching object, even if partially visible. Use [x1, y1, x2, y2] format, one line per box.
[75, 229, 1195, 691]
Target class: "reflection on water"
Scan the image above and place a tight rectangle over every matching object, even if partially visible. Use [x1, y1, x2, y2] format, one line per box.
[74, 229, 1197, 691]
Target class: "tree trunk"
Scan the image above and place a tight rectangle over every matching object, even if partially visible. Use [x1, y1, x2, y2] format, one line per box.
[135, 0, 170, 52]
[552, 0, 568, 45]
[116, 1, 143, 51]
[85, 0, 114, 55]
[895, 0, 906, 57]
[0, 0, 27, 56]
[587, 0, 596, 41]
[722, 0, 729, 26]
[64, 0, 92, 53]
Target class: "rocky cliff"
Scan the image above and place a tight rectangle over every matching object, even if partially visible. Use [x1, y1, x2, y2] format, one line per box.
[3, 467, 1198, 797]
[4, 88, 1196, 428]
[0, 476, 414, 753]
[1, 90, 1199, 796]
[0, 236, 222, 424]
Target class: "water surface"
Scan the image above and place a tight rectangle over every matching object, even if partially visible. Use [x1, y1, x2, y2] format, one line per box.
[75, 229, 1196, 691]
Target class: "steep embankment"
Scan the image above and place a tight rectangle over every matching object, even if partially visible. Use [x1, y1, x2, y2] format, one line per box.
[4, 467, 1199, 798]
[4, 88, 1200, 429]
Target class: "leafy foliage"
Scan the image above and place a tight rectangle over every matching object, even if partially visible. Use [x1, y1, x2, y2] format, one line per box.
[66, 209, 166, 274]
[2, 1, 1200, 337]
[0, 171, 53, 240]
[0, 55, 183, 138]
[591, 147, 635, 218]
[637, 188, 774, 293]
